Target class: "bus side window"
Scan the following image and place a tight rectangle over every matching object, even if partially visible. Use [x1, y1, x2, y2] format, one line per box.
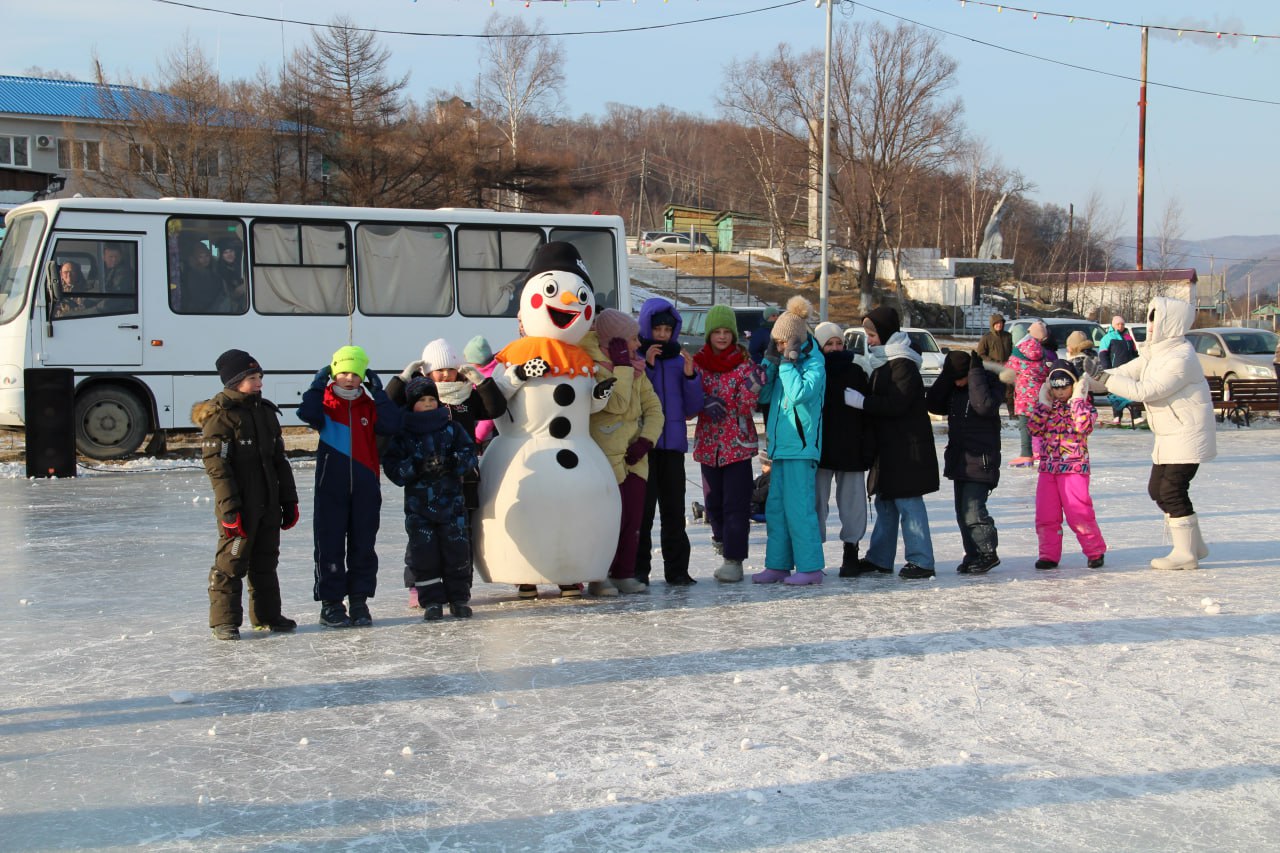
[252, 221, 349, 315]
[49, 238, 138, 319]
[456, 227, 541, 317]
[356, 224, 453, 316]
[167, 216, 249, 315]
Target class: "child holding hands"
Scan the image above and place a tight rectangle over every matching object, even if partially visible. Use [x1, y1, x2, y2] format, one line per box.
[1028, 360, 1106, 570]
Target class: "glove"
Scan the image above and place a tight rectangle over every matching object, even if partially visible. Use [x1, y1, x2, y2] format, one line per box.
[399, 360, 424, 383]
[843, 388, 865, 410]
[1090, 371, 1111, 393]
[281, 503, 300, 530]
[592, 377, 617, 401]
[783, 335, 804, 362]
[1083, 359, 1104, 380]
[513, 357, 548, 382]
[746, 364, 767, 394]
[606, 336, 632, 367]
[969, 351, 983, 372]
[221, 513, 246, 538]
[310, 367, 331, 390]
[624, 437, 653, 466]
[362, 369, 382, 393]
[458, 364, 484, 385]
[703, 395, 728, 421]
[763, 341, 782, 366]
[1071, 377, 1089, 401]
[418, 455, 445, 478]
[1038, 381, 1052, 406]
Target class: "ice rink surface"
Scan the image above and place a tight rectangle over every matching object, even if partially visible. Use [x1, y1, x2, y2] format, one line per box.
[2, 424, 1279, 851]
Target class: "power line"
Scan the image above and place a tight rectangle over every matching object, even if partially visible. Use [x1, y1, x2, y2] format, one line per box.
[949, 1, 1280, 43]
[856, 2, 1280, 107]
[149, 0, 807, 38]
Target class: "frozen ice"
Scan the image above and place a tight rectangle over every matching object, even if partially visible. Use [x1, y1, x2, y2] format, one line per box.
[2, 424, 1280, 850]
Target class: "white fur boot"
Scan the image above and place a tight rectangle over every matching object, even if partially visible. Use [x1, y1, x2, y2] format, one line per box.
[1151, 514, 1201, 570]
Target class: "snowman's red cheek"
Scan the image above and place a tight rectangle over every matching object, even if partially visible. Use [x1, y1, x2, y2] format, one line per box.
[531, 294, 543, 309]
[583, 306, 592, 322]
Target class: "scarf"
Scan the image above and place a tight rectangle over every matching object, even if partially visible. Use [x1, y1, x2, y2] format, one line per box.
[495, 337, 596, 377]
[332, 384, 362, 401]
[640, 338, 682, 360]
[402, 406, 451, 435]
[882, 331, 923, 367]
[435, 379, 472, 406]
[694, 343, 747, 374]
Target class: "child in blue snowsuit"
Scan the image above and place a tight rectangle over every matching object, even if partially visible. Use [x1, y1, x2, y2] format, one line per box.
[296, 345, 400, 628]
[382, 377, 478, 621]
[753, 296, 827, 586]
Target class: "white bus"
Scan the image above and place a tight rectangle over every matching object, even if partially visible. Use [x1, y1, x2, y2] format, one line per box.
[0, 198, 629, 459]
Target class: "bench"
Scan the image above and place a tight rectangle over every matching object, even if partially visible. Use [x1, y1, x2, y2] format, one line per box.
[1207, 376, 1280, 427]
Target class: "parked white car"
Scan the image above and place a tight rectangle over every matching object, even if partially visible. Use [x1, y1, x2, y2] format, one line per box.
[841, 325, 944, 387]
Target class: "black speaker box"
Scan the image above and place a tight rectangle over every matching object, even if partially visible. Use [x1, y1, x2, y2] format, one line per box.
[25, 368, 77, 478]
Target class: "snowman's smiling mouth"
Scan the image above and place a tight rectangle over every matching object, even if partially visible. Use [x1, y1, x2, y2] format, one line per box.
[547, 306, 579, 329]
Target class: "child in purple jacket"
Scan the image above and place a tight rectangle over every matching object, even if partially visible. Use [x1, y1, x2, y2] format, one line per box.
[636, 297, 705, 585]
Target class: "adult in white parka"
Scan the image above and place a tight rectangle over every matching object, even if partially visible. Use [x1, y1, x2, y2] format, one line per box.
[1095, 296, 1215, 570]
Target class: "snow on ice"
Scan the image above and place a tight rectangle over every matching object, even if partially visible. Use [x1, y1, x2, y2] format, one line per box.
[1, 423, 1279, 850]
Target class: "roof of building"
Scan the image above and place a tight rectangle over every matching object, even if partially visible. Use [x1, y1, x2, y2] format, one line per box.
[1028, 268, 1198, 285]
[0, 75, 165, 121]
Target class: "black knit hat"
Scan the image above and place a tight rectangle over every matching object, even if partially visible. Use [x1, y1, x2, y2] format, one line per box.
[216, 349, 262, 388]
[405, 376, 439, 405]
[1047, 359, 1079, 388]
[864, 306, 901, 342]
[527, 241, 592, 290]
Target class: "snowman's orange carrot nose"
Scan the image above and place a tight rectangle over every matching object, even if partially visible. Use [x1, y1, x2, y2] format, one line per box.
[559, 290, 581, 305]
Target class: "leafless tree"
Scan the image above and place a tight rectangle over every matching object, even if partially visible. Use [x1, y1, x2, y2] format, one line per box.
[475, 14, 565, 210]
[1152, 196, 1189, 272]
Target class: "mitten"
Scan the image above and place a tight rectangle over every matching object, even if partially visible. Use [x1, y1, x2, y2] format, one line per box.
[998, 367, 1017, 385]
[281, 503, 300, 530]
[399, 360, 424, 383]
[513, 357, 548, 382]
[1037, 381, 1052, 406]
[221, 512, 246, 538]
[310, 366, 331, 390]
[362, 369, 382, 393]
[969, 351, 984, 372]
[703, 395, 728, 421]
[843, 388, 865, 410]
[763, 341, 782, 366]
[418, 455, 445, 478]
[458, 364, 484, 385]
[624, 437, 653, 466]
[783, 335, 804, 362]
[606, 337, 632, 367]
[1071, 377, 1089, 401]
[746, 364, 767, 394]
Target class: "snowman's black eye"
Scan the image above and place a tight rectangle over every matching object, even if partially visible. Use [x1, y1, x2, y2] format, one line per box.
[543, 280, 559, 298]
[576, 286, 589, 303]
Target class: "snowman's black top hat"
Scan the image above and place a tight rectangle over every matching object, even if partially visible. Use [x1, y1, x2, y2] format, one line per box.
[527, 241, 592, 290]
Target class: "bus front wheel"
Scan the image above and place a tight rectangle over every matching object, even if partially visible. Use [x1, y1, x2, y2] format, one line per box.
[75, 386, 150, 460]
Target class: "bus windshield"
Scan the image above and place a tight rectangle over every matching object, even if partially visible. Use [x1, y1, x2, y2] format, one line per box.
[0, 212, 45, 326]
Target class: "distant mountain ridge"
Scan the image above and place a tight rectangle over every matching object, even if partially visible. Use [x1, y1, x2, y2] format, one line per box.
[1142, 235, 1280, 297]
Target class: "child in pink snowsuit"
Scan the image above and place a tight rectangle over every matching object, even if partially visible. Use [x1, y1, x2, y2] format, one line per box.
[1027, 360, 1106, 570]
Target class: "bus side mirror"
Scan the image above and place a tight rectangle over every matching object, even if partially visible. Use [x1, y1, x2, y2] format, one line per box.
[43, 260, 58, 337]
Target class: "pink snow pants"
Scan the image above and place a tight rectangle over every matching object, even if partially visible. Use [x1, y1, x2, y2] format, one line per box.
[1035, 472, 1106, 562]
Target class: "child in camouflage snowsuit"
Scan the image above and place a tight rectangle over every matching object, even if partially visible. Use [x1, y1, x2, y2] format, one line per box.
[193, 348, 300, 641]
[381, 377, 478, 620]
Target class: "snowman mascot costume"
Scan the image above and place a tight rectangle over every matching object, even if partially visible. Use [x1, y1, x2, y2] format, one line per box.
[474, 241, 622, 586]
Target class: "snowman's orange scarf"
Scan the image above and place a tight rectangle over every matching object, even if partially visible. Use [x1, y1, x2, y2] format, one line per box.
[495, 337, 597, 377]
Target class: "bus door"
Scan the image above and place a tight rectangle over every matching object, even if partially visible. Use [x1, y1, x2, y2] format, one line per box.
[37, 235, 143, 367]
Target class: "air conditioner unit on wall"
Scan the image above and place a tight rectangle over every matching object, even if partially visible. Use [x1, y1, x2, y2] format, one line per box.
[36, 135, 54, 150]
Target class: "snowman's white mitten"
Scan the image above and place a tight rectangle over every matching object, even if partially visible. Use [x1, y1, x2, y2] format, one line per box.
[513, 357, 548, 383]
[592, 377, 617, 401]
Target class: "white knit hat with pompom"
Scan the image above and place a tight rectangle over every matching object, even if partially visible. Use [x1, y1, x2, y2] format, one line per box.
[421, 338, 460, 373]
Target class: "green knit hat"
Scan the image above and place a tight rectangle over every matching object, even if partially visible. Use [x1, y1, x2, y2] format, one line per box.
[330, 345, 369, 380]
[704, 304, 738, 342]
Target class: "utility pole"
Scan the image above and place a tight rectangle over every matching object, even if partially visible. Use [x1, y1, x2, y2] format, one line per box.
[818, 0, 834, 322]
[637, 150, 649, 233]
[1136, 26, 1148, 270]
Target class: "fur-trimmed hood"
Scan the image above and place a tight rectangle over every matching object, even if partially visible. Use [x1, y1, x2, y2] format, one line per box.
[191, 390, 279, 428]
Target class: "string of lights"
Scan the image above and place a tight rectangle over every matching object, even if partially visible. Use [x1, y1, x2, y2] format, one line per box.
[948, 1, 1280, 43]
[148, 0, 807, 38]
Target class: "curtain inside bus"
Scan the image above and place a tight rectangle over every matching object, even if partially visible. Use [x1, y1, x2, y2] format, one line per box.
[252, 222, 349, 314]
[355, 224, 453, 315]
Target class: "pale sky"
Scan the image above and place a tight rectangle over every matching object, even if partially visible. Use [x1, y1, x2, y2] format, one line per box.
[6, 0, 1279, 243]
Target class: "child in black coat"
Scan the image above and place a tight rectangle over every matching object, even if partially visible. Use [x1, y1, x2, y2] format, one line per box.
[926, 350, 1004, 574]
[381, 378, 479, 621]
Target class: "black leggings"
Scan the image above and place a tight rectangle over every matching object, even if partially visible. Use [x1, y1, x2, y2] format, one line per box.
[1147, 463, 1199, 518]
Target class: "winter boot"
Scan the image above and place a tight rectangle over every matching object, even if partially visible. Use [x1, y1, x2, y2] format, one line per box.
[448, 601, 473, 618]
[691, 501, 705, 522]
[212, 624, 240, 641]
[612, 577, 649, 594]
[783, 570, 823, 585]
[252, 615, 297, 633]
[665, 573, 697, 586]
[1151, 514, 1200, 570]
[713, 559, 744, 583]
[898, 563, 935, 580]
[558, 584, 584, 598]
[423, 604, 444, 621]
[966, 553, 1000, 575]
[587, 579, 619, 597]
[348, 597, 373, 627]
[752, 569, 790, 584]
[1034, 559, 1059, 570]
[319, 600, 351, 628]
[837, 542, 861, 577]
[1087, 554, 1105, 569]
[517, 584, 539, 599]
[1168, 513, 1210, 559]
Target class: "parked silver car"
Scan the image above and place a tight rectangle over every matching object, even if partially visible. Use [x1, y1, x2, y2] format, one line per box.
[1185, 327, 1279, 384]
